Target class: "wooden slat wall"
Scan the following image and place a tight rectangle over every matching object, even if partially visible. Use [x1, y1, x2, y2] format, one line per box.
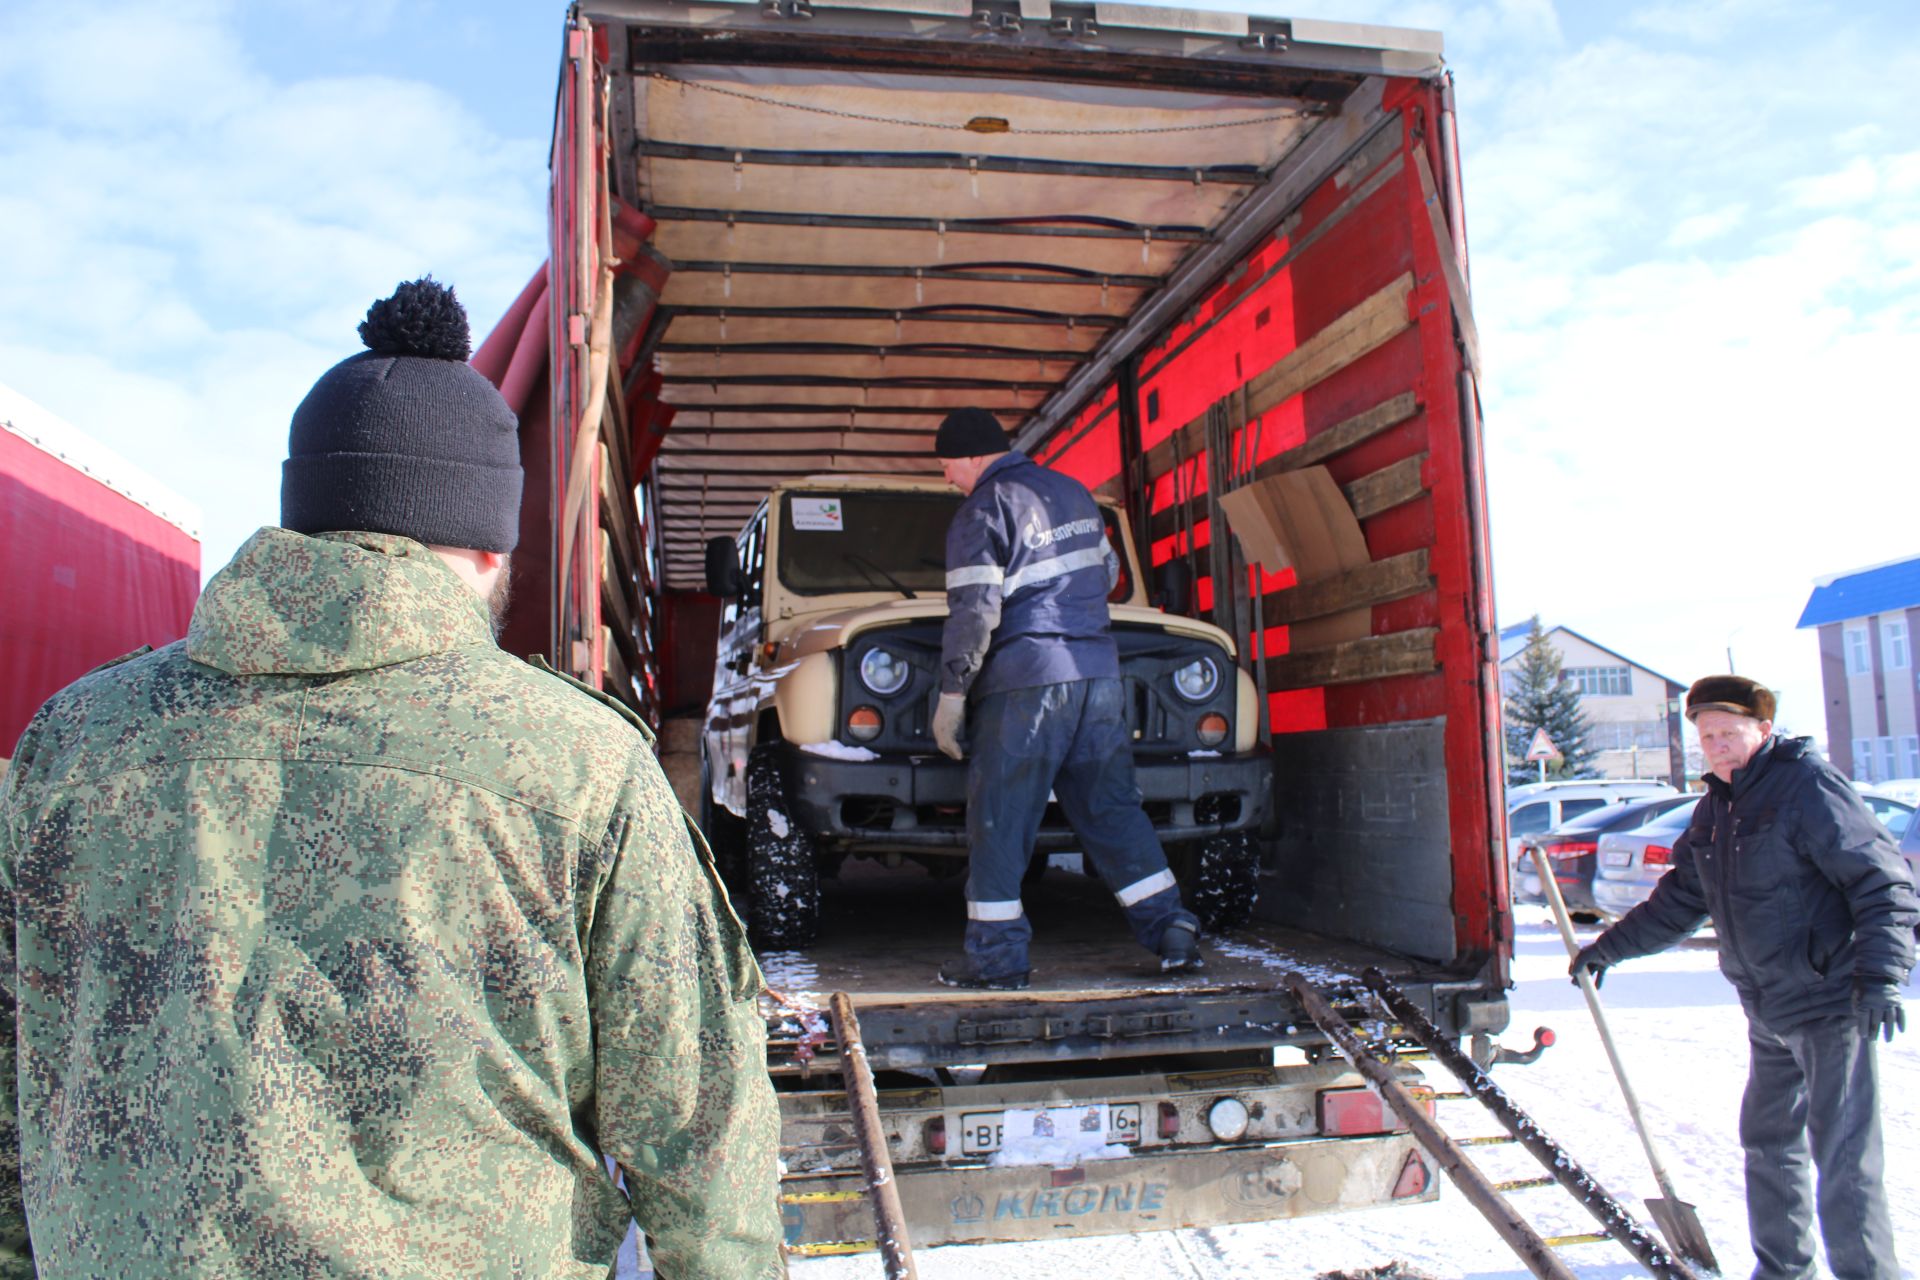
[1133, 277, 1439, 694]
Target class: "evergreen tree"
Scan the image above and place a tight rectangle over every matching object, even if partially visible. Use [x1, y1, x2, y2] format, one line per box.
[1503, 616, 1598, 785]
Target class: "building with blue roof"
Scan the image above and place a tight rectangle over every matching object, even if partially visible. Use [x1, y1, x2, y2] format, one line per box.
[1797, 557, 1920, 782]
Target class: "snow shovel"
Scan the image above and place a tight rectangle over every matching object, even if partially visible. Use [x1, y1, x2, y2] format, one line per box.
[1531, 846, 1721, 1274]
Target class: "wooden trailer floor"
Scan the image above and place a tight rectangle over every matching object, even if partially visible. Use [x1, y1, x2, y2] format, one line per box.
[754, 857, 1440, 1005]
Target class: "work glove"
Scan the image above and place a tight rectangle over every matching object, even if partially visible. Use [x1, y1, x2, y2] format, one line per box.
[932, 693, 967, 761]
[1854, 981, 1906, 1043]
[1569, 941, 1611, 989]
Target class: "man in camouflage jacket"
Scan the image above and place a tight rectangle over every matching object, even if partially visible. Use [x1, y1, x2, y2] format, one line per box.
[0, 281, 785, 1278]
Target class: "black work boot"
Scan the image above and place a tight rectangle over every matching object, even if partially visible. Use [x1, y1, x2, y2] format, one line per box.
[937, 961, 1030, 991]
[1158, 920, 1206, 973]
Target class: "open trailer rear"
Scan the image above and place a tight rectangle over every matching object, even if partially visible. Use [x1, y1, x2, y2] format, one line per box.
[473, 0, 1512, 1254]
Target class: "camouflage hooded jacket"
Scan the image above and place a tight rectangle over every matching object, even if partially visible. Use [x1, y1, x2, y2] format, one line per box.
[0, 529, 784, 1279]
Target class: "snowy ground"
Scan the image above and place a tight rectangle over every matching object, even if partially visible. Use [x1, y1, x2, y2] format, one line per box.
[786, 906, 1920, 1279]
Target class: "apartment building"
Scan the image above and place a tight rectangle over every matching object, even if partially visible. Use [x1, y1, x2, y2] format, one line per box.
[1797, 556, 1920, 783]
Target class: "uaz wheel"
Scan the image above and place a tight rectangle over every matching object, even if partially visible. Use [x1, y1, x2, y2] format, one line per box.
[744, 745, 822, 949]
[1186, 831, 1259, 932]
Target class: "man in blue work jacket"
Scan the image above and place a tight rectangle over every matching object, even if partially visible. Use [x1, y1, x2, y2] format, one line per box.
[930, 406, 1204, 989]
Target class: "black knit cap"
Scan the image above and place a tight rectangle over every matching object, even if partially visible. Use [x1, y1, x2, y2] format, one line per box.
[935, 406, 1010, 459]
[281, 278, 523, 552]
[1686, 674, 1776, 723]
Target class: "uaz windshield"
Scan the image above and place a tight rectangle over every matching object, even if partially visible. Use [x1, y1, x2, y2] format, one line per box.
[778, 491, 963, 595]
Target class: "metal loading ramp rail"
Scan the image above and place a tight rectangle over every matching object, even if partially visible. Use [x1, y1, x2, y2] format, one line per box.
[1285, 972, 1697, 1280]
[771, 992, 920, 1278]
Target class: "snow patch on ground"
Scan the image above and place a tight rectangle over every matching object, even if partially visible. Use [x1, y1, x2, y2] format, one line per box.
[800, 741, 882, 762]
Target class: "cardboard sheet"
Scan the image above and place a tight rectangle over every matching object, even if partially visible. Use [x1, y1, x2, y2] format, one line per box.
[1217, 465, 1372, 649]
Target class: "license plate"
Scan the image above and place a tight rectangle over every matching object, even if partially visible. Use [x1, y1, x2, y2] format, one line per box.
[1602, 848, 1632, 868]
[958, 1103, 1142, 1156]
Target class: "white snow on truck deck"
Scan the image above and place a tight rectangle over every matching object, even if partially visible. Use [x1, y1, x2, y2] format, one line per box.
[783, 905, 1920, 1279]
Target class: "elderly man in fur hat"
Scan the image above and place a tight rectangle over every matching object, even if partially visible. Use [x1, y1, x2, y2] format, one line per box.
[1573, 675, 1916, 1280]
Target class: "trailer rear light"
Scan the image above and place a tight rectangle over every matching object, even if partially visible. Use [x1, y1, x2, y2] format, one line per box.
[1316, 1086, 1410, 1137]
[847, 706, 883, 742]
[1157, 1102, 1181, 1139]
[1544, 840, 1598, 860]
[1206, 1097, 1250, 1141]
[1195, 712, 1229, 748]
[1643, 844, 1673, 867]
[924, 1116, 946, 1156]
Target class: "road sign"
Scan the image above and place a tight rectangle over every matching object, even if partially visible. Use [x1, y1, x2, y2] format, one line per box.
[1525, 729, 1561, 762]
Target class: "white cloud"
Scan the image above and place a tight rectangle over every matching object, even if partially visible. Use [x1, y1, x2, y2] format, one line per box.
[1625, 0, 1796, 43]
[1785, 156, 1881, 210]
[0, 1, 547, 574]
[1666, 203, 1748, 248]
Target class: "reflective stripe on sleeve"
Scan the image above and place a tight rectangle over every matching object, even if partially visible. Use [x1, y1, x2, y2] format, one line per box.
[946, 564, 1006, 590]
[1114, 868, 1178, 907]
[1003, 544, 1109, 595]
[966, 898, 1025, 921]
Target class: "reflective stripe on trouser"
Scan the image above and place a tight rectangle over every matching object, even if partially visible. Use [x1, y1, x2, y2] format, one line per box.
[1740, 1012, 1898, 1280]
[964, 677, 1196, 975]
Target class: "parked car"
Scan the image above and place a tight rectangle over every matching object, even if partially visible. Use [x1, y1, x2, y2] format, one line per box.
[1856, 792, 1915, 840]
[1896, 807, 1920, 891]
[1863, 777, 1920, 809]
[1592, 799, 1702, 920]
[1594, 791, 1914, 920]
[1512, 793, 1698, 917]
[1505, 779, 1677, 866]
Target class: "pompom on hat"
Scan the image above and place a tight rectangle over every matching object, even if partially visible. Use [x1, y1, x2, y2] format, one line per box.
[281, 278, 523, 552]
[935, 406, 1011, 459]
[1685, 674, 1776, 724]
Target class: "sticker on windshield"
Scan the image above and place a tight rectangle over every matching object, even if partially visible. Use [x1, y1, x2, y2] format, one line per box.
[791, 497, 844, 531]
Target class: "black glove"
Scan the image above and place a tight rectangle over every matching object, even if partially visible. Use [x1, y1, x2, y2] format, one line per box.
[1854, 981, 1906, 1043]
[1569, 941, 1610, 989]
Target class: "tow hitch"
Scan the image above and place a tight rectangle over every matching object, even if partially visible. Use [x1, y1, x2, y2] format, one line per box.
[1470, 1026, 1556, 1070]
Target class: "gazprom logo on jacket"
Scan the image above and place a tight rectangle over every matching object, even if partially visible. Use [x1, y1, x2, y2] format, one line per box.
[1023, 516, 1103, 552]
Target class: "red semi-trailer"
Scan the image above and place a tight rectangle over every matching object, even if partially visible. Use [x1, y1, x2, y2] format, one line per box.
[477, 2, 1512, 1254]
[1, 386, 201, 761]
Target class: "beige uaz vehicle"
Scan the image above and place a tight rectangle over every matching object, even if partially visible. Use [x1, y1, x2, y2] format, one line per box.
[700, 474, 1271, 948]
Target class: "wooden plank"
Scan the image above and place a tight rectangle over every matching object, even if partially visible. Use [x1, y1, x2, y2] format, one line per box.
[1266, 627, 1437, 690]
[1256, 392, 1420, 481]
[1146, 438, 1424, 546]
[1261, 550, 1430, 627]
[1347, 452, 1427, 520]
[1244, 272, 1414, 421]
[1413, 145, 1481, 380]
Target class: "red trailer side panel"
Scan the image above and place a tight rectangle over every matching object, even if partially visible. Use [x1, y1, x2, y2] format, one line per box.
[1, 411, 199, 757]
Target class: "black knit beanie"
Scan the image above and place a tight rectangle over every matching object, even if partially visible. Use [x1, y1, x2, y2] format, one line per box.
[935, 406, 1010, 459]
[281, 278, 523, 552]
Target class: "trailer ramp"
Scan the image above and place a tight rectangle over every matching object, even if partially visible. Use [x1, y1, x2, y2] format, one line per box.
[772, 992, 920, 1277]
[1287, 973, 1698, 1280]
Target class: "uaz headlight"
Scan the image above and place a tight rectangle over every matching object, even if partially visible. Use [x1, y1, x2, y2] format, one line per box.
[1172, 656, 1220, 703]
[859, 647, 911, 696]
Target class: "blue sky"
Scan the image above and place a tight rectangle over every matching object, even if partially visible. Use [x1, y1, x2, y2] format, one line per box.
[3, 0, 1915, 741]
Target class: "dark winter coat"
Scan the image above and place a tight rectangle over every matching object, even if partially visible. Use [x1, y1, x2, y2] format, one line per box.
[940, 451, 1121, 699]
[1593, 735, 1918, 1030]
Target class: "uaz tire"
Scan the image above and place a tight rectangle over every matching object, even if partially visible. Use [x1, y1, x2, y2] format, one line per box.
[1186, 831, 1259, 932]
[744, 745, 822, 949]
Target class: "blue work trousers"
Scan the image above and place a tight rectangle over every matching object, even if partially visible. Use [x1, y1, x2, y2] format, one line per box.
[963, 677, 1193, 976]
[1741, 1012, 1898, 1280]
